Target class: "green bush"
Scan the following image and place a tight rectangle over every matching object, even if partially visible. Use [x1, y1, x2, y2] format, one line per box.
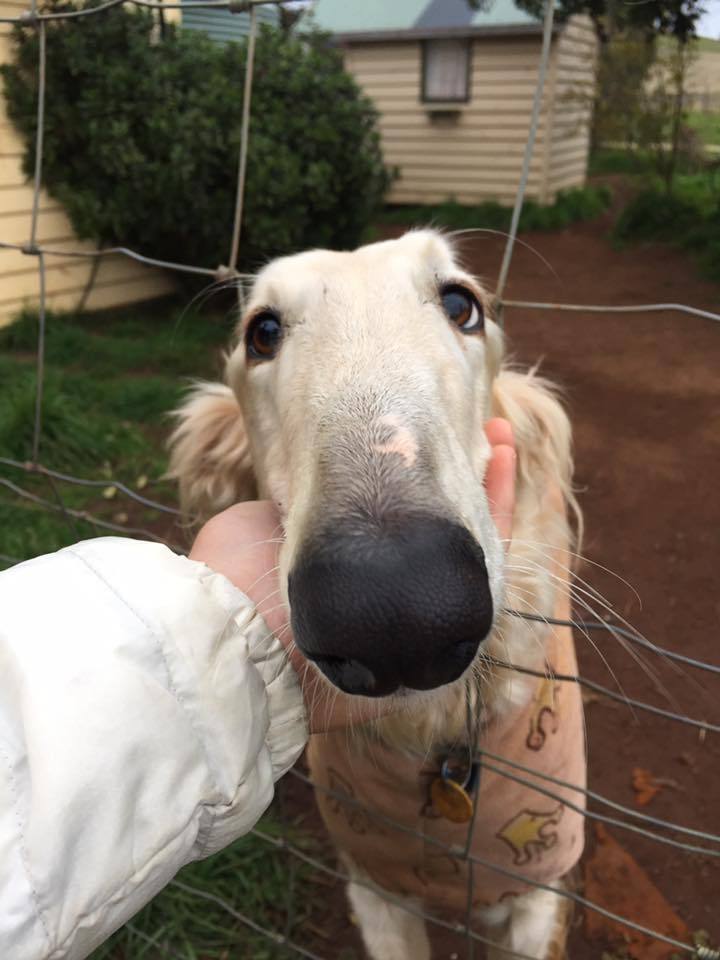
[589, 148, 660, 175]
[613, 183, 720, 282]
[1, 4, 391, 270]
[380, 185, 612, 233]
[613, 189, 699, 242]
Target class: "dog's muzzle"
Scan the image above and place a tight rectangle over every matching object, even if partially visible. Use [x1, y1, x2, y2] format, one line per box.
[288, 515, 493, 697]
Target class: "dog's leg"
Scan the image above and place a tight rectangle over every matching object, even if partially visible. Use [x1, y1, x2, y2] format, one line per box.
[347, 878, 431, 960]
[481, 881, 571, 960]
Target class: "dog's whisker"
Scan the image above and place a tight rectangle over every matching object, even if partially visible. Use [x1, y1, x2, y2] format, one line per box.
[255, 600, 289, 622]
[510, 537, 643, 609]
[499, 595, 567, 698]
[504, 565, 637, 713]
[505, 556, 684, 711]
[175, 275, 240, 334]
[446, 227, 560, 283]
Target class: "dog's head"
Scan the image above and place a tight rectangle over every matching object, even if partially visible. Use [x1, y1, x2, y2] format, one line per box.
[171, 230, 508, 698]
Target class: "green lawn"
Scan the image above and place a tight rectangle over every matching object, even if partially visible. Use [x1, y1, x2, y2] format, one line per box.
[658, 34, 720, 54]
[0, 297, 233, 563]
[695, 36, 720, 53]
[91, 815, 321, 960]
[588, 145, 720, 283]
[687, 110, 720, 147]
[0, 297, 329, 958]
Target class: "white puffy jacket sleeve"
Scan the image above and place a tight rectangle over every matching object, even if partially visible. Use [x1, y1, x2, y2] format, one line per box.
[0, 537, 307, 960]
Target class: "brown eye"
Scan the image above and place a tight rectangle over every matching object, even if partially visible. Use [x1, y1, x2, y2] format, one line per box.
[246, 311, 282, 360]
[440, 284, 483, 334]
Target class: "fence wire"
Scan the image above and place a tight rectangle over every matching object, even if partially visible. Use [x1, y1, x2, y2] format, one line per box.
[1, 0, 718, 958]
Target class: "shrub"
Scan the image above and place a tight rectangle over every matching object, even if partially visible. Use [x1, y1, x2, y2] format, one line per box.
[380, 185, 612, 233]
[1, 4, 391, 271]
[613, 183, 720, 282]
[613, 189, 699, 242]
[520, 185, 612, 230]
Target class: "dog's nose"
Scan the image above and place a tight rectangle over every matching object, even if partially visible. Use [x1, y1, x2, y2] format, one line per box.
[288, 517, 493, 697]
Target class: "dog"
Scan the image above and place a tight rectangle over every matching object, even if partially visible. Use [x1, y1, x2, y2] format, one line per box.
[169, 229, 586, 960]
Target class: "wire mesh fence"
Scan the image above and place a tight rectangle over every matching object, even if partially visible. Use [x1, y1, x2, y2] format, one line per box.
[1, 0, 719, 957]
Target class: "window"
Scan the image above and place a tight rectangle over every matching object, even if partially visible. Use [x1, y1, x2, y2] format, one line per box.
[422, 39, 472, 103]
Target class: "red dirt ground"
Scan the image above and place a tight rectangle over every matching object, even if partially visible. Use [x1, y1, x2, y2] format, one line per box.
[282, 215, 720, 959]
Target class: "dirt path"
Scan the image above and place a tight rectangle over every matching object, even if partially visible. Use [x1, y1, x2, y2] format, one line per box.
[487, 220, 720, 957]
[286, 217, 720, 958]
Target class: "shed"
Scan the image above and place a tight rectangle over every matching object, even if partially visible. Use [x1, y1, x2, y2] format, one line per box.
[310, 0, 597, 205]
[180, 1, 279, 45]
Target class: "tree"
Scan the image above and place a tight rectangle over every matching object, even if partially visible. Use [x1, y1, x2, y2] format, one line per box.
[1, 4, 392, 273]
[513, 0, 706, 45]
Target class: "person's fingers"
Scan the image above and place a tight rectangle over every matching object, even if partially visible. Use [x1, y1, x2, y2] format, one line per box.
[483, 418, 516, 544]
[189, 502, 385, 731]
[484, 416, 515, 451]
[189, 501, 288, 637]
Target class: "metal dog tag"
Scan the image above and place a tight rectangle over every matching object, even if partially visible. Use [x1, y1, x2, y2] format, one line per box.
[430, 776, 474, 823]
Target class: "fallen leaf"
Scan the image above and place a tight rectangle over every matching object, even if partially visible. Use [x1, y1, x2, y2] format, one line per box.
[632, 767, 662, 807]
[584, 824, 690, 960]
[136, 474, 148, 490]
[112, 512, 128, 525]
[102, 485, 117, 500]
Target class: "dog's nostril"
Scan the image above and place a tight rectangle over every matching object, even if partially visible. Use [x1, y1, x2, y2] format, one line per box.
[454, 638, 479, 666]
[311, 655, 379, 697]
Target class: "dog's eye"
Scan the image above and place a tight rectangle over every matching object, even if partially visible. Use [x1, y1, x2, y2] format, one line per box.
[246, 312, 282, 360]
[440, 285, 483, 334]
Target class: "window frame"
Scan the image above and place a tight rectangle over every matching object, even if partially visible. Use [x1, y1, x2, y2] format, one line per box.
[420, 37, 473, 105]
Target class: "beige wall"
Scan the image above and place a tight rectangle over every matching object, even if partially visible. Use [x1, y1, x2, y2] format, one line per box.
[547, 15, 597, 195]
[0, 0, 174, 327]
[343, 15, 597, 206]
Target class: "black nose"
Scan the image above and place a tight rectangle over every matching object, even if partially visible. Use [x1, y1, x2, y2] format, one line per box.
[288, 516, 493, 697]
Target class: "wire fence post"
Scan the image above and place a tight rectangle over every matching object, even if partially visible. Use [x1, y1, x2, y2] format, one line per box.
[227, 1, 257, 274]
[494, 0, 555, 327]
[30, 18, 47, 464]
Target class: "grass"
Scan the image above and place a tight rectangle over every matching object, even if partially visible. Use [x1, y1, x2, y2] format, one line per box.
[686, 110, 720, 147]
[379, 185, 612, 234]
[694, 36, 720, 53]
[587, 147, 720, 284]
[605, 160, 720, 283]
[613, 179, 720, 283]
[0, 297, 234, 561]
[658, 34, 720, 55]
[588, 148, 659, 176]
[91, 814, 320, 960]
[0, 297, 328, 956]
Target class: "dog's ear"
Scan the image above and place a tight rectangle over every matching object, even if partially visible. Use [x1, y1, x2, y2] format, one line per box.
[167, 382, 256, 524]
[491, 368, 582, 548]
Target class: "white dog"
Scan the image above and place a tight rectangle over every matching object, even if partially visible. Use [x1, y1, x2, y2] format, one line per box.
[169, 230, 586, 960]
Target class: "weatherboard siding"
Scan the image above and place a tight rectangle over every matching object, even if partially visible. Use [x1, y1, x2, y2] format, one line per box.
[0, 2, 174, 327]
[180, 3, 279, 44]
[342, 16, 596, 206]
[547, 15, 596, 197]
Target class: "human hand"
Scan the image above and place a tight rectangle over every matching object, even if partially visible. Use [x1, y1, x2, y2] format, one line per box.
[483, 416, 516, 545]
[189, 419, 516, 730]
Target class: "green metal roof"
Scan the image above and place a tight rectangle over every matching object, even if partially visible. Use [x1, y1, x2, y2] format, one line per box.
[309, 0, 541, 37]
